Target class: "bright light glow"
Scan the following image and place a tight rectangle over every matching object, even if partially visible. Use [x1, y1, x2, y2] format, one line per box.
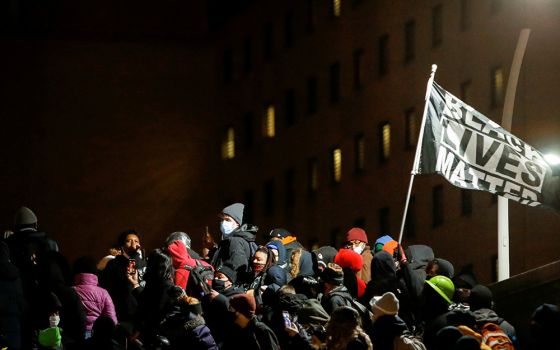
[332, 148, 342, 183]
[222, 127, 235, 159]
[544, 153, 560, 166]
[264, 105, 275, 138]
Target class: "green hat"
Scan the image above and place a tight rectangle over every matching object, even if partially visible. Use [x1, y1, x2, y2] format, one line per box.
[38, 327, 62, 348]
[426, 275, 455, 304]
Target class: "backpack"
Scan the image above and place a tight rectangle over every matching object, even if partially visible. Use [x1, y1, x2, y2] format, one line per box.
[330, 291, 374, 335]
[480, 323, 515, 350]
[393, 331, 427, 350]
[184, 260, 214, 298]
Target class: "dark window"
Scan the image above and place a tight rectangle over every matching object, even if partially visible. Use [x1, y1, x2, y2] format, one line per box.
[285, 89, 296, 127]
[379, 122, 391, 162]
[355, 134, 365, 173]
[307, 76, 318, 115]
[460, 0, 471, 31]
[461, 189, 473, 216]
[264, 22, 274, 61]
[379, 207, 390, 235]
[284, 11, 294, 49]
[306, 0, 316, 34]
[404, 195, 416, 238]
[404, 20, 415, 63]
[223, 49, 233, 83]
[330, 227, 342, 247]
[243, 190, 254, 224]
[378, 34, 389, 76]
[405, 108, 417, 150]
[308, 157, 318, 195]
[353, 48, 364, 90]
[461, 80, 472, 104]
[433, 185, 444, 227]
[244, 112, 254, 149]
[491, 66, 504, 108]
[432, 4, 443, 47]
[285, 168, 296, 213]
[264, 179, 275, 216]
[329, 61, 341, 103]
[243, 37, 252, 74]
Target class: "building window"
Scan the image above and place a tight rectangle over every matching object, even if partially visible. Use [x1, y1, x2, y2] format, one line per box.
[264, 179, 275, 216]
[285, 168, 296, 212]
[461, 80, 472, 104]
[405, 108, 417, 150]
[285, 89, 296, 127]
[355, 134, 365, 173]
[223, 49, 233, 84]
[284, 11, 294, 49]
[329, 61, 341, 103]
[263, 105, 276, 138]
[379, 207, 390, 235]
[432, 4, 443, 47]
[331, 0, 341, 18]
[308, 157, 318, 195]
[404, 20, 415, 63]
[353, 48, 364, 90]
[306, 0, 316, 34]
[404, 195, 416, 238]
[461, 189, 473, 216]
[460, 0, 471, 31]
[307, 76, 318, 115]
[222, 126, 235, 159]
[243, 36, 252, 74]
[491, 66, 504, 108]
[378, 34, 389, 76]
[380, 122, 391, 161]
[264, 22, 274, 61]
[331, 147, 342, 184]
[244, 112, 254, 149]
[433, 185, 444, 227]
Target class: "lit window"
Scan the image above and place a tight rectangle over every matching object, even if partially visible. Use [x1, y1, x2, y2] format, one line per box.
[491, 67, 504, 108]
[355, 134, 365, 173]
[405, 109, 417, 150]
[222, 127, 235, 159]
[332, 148, 342, 183]
[263, 105, 276, 138]
[308, 157, 318, 195]
[331, 0, 341, 18]
[380, 122, 391, 161]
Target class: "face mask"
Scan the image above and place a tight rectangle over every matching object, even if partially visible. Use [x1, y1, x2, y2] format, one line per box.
[253, 263, 265, 274]
[353, 244, 365, 255]
[49, 315, 60, 327]
[220, 220, 236, 236]
[213, 279, 227, 293]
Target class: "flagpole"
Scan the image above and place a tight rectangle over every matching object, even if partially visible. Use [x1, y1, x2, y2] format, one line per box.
[497, 29, 531, 281]
[398, 64, 438, 245]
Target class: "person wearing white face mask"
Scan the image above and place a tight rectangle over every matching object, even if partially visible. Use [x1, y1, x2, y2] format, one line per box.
[210, 203, 259, 286]
[345, 227, 373, 284]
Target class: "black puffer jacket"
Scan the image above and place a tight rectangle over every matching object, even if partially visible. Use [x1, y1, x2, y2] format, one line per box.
[211, 224, 258, 284]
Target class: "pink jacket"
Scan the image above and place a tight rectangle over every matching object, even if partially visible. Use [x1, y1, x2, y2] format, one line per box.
[73, 273, 117, 331]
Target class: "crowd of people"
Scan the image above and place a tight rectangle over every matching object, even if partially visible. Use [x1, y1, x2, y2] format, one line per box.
[0, 204, 557, 349]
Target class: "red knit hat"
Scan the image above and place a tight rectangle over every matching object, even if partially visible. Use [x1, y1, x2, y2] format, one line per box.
[334, 248, 363, 272]
[229, 294, 256, 319]
[346, 227, 368, 244]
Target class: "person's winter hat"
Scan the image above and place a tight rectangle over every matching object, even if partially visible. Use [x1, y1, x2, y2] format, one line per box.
[453, 272, 478, 290]
[370, 292, 399, 318]
[217, 264, 237, 284]
[334, 248, 363, 273]
[374, 235, 393, 252]
[229, 293, 256, 319]
[269, 228, 291, 238]
[346, 227, 368, 244]
[426, 275, 455, 305]
[468, 284, 493, 310]
[532, 303, 560, 327]
[14, 206, 37, 227]
[436, 326, 463, 350]
[435, 258, 455, 279]
[266, 240, 287, 264]
[222, 203, 244, 225]
[312, 246, 338, 271]
[454, 335, 481, 350]
[320, 263, 344, 286]
[297, 298, 329, 325]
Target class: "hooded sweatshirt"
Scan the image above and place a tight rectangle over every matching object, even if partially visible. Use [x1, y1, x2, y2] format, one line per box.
[167, 241, 197, 290]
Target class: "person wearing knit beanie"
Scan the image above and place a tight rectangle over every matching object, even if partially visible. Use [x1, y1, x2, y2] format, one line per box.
[229, 293, 256, 320]
[312, 246, 338, 273]
[222, 203, 244, 226]
[320, 263, 345, 286]
[371, 292, 399, 319]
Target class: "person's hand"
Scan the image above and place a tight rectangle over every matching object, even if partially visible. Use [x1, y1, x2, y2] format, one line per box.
[285, 321, 299, 337]
[209, 289, 220, 300]
[127, 270, 140, 289]
[246, 289, 254, 297]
